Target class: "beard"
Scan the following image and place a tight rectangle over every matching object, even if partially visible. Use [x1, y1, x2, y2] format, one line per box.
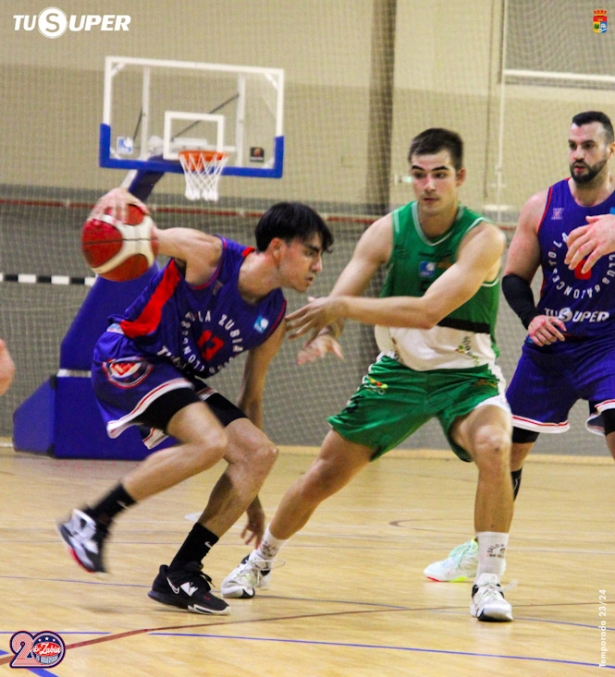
[570, 155, 608, 185]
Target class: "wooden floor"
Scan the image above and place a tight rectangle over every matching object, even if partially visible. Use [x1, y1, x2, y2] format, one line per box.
[0, 443, 613, 676]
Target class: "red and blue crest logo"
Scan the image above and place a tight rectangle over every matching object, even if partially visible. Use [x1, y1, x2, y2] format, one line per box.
[594, 8, 608, 33]
[103, 357, 153, 388]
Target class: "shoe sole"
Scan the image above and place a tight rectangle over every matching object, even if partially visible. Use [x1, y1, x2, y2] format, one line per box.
[425, 574, 472, 582]
[148, 590, 230, 616]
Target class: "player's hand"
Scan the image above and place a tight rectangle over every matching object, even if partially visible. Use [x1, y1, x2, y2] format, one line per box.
[296, 332, 344, 365]
[527, 315, 566, 346]
[242, 498, 266, 547]
[286, 297, 346, 342]
[91, 187, 149, 223]
[565, 214, 615, 274]
[0, 339, 15, 396]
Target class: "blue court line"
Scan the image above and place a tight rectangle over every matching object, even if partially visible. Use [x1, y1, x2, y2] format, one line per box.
[150, 632, 615, 669]
[0, 649, 60, 676]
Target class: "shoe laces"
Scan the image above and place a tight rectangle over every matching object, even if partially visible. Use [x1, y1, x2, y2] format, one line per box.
[236, 554, 283, 584]
[178, 562, 214, 592]
[448, 540, 477, 565]
[476, 577, 517, 601]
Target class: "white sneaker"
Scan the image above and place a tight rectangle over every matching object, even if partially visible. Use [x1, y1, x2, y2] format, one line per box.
[470, 573, 513, 622]
[221, 552, 273, 599]
[423, 539, 479, 582]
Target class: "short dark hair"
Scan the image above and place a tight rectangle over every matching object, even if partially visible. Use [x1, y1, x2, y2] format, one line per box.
[255, 201, 333, 253]
[571, 111, 614, 143]
[408, 128, 464, 171]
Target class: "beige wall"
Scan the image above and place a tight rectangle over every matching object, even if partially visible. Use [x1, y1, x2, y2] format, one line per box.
[3, 1, 615, 210]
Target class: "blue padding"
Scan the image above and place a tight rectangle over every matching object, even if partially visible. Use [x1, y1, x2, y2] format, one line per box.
[53, 376, 153, 460]
[99, 124, 284, 178]
[60, 267, 159, 370]
[14, 375, 174, 459]
[13, 378, 55, 454]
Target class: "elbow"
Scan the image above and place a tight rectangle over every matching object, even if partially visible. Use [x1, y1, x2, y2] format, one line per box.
[416, 307, 441, 330]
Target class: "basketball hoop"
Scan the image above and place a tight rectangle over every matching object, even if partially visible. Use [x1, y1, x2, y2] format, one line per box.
[178, 150, 229, 201]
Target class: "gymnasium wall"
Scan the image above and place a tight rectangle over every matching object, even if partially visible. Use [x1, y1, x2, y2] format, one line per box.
[1, 0, 613, 457]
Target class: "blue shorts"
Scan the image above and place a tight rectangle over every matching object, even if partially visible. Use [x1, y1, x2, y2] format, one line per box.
[92, 327, 244, 449]
[507, 334, 615, 435]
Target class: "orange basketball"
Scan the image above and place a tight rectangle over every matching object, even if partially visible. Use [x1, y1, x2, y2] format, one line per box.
[81, 204, 159, 282]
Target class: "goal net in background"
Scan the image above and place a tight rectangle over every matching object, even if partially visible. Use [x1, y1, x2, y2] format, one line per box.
[1, 0, 613, 458]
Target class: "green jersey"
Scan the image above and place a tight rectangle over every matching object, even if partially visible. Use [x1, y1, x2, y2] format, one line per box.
[374, 201, 501, 371]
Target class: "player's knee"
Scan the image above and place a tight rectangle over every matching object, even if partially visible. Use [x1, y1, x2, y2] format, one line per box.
[190, 427, 229, 471]
[472, 425, 511, 472]
[250, 439, 279, 478]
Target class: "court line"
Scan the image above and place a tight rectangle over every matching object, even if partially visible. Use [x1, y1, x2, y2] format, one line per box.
[2, 599, 610, 669]
[149, 632, 615, 669]
[1, 600, 611, 668]
[0, 605, 411, 666]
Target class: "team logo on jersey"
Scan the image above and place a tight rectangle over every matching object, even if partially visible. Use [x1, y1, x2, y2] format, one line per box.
[594, 8, 608, 33]
[254, 315, 270, 333]
[363, 375, 388, 395]
[552, 208, 564, 220]
[103, 358, 152, 388]
[419, 261, 436, 278]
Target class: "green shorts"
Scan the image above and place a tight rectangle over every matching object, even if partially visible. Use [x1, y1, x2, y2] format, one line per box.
[327, 355, 508, 462]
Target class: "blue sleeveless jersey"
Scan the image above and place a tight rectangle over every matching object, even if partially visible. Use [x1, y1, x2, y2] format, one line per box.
[537, 178, 615, 338]
[112, 237, 286, 377]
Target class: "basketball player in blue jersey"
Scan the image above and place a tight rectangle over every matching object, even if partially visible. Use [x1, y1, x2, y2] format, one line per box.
[424, 110, 615, 583]
[222, 128, 516, 622]
[58, 186, 333, 615]
[0, 339, 15, 396]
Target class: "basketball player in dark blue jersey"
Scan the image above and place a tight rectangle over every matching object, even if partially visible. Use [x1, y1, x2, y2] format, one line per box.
[59, 185, 333, 615]
[425, 110, 615, 582]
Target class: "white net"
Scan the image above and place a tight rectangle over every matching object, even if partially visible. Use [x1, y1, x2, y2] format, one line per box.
[178, 150, 229, 202]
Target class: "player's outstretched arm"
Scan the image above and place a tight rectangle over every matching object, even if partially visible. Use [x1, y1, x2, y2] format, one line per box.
[0, 340, 15, 396]
[565, 213, 615, 274]
[287, 222, 505, 341]
[234, 322, 286, 547]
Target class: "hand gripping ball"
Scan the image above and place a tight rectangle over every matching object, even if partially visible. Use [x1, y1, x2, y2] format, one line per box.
[81, 203, 159, 282]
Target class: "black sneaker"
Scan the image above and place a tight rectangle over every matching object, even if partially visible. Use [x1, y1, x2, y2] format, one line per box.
[148, 563, 230, 615]
[58, 509, 108, 573]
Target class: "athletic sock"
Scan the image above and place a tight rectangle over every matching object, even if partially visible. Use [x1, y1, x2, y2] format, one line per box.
[511, 468, 523, 499]
[476, 531, 508, 578]
[168, 523, 219, 572]
[85, 483, 136, 527]
[256, 526, 287, 561]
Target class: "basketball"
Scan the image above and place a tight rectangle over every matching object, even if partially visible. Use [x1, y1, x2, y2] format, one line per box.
[81, 204, 159, 282]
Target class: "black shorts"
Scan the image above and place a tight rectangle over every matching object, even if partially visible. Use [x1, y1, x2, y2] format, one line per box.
[138, 386, 247, 433]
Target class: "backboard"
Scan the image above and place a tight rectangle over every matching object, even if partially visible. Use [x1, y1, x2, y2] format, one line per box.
[99, 56, 284, 178]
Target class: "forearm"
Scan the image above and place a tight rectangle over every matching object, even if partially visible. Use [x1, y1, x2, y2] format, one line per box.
[237, 397, 263, 429]
[502, 273, 541, 329]
[336, 294, 438, 329]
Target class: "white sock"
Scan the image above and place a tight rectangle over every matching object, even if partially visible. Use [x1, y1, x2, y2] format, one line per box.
[256, 526, 287, 561]
[476, 531, 508, 578]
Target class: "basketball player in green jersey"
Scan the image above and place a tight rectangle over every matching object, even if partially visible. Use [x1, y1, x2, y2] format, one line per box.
[222, 128, 515, 622]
